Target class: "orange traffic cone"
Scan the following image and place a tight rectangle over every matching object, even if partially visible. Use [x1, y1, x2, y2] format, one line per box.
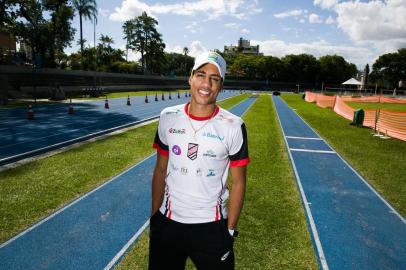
[169, 92, 172, 100]
[126, 95, 131, 106]
[145, 94, 149, 103]
[104, 97, 109, 109]
[178, 92, 180, 99]
[27, 105, 34, 120]
[161, 93, 165, 101]
[185, 92, 187, 97]
[155, 93, 158, 102]
[68, 99, 74, 114]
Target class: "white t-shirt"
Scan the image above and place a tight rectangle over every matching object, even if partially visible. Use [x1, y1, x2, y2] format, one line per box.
[153, 103, 249, 224]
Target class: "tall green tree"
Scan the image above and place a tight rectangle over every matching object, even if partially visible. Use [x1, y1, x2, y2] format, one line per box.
[72, 0, 97, 65]
[97, 34, 124, 67]
[183, 46, 189, 76]
[0, 0, 18, 33]
[370, 48, 406, 88]
[319, 55, 357, 84]
[281, 54, 320, 83]
[43, 0, 75, 67]
[122, 20, 134, 61]
[124, 12, 166, 74]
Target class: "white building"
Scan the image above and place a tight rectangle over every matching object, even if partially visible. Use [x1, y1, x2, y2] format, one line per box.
[224, 37, 262, 56]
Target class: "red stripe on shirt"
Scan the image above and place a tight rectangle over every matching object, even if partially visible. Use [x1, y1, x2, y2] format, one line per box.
[215, 205, 219, 221]
[184, 103, 220, 121]
[153, 143, 169, 156]
[230, 158, 250, 167]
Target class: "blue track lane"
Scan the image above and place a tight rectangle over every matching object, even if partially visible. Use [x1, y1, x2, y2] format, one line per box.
[0, 96, 257, 270]
[0, 92, 238, 166]
[273, 95, 406, 270]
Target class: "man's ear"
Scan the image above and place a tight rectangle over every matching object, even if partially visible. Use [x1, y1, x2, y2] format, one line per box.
[188, 75, 192, 86]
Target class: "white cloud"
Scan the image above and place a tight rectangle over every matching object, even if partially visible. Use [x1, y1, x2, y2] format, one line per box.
[313, 0, 339, 10]
[334, 0, 406, 51]
[99, 8, 110, 17]
[165, 40, 207, 57]
[185, 21, 199, 33]
[224, 23, 240, 29]
[224, 22, 249, 33]
[274, 9, 303, 18]
[309, 13, 323, 23]
[110, 0, 262, 21]
[252, 39, 376, 68]
[325, 16, 335, 24]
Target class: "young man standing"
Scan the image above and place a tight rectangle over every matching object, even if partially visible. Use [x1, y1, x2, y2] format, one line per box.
[149, 51, 249, 270]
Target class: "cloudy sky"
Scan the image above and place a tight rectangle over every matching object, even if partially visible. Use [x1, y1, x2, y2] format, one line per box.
[67, 0, 406, 69]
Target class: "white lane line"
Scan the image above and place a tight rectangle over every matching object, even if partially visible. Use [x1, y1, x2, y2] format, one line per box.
[273, 97, 329, 270]
[290, 148, 336, 154]
[279, 97, 406, 224]
[286, 136, 323, 140]
[0, 153, 156, 249]
[104, 220, 150, 270]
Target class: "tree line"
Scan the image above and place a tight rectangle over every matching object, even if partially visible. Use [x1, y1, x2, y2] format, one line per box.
[1, 1, 404, 88]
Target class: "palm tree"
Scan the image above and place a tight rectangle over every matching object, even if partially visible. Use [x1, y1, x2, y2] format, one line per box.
[73, 0, 97, 65]
[183, 46, 189, 76]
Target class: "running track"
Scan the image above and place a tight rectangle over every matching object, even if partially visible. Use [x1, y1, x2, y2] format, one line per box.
[0, 96, 257, 270]
[273, 95, 406, 270]
[0, 91, 238, 166]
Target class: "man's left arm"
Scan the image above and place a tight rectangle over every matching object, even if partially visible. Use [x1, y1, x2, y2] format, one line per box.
[227, 165, 247, 231]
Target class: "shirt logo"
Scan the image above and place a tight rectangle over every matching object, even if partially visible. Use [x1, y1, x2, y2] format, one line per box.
[181, 167, 188, 175]
[166, 109, 181, 115]
[169, 128, 186, 134]
[203, 150, 216, 158]
[207, 169, 216, 177]
[170, 163, 179, 171]
[203, 132, 224, 141]
[187, 143, 199, 160]
[196, 168, 202, 177]
[216, 114, 234, 123]
[172, 145, 182, 155]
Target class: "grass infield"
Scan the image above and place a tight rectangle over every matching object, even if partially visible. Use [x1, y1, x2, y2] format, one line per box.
[281, 93, 406, 216]
[347, 101, 406, 111]
[0, 94, 247, 244]
[116, 95, 318, 269]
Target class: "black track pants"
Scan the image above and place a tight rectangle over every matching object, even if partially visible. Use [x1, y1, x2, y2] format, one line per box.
[148, 211, 234, 270]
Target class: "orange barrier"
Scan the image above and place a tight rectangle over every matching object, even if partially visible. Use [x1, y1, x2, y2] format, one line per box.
[316, 95, 336, 108]
[333, 96, 354, 121]
[340, 96, 406, 104]
[305, 92, 406, 141]
[305, 91, 317, 102]
[376, 110, 406, 141]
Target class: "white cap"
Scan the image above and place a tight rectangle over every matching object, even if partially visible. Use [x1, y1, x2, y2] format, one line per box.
[192, 51, 226, 81]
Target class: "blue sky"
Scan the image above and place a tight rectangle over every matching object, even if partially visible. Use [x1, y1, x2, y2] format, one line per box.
[67, 0, 406, 69]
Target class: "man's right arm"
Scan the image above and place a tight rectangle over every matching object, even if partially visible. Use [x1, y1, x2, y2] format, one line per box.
[151, 153, 169, 215]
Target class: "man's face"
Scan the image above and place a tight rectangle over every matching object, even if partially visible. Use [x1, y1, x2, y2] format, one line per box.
[189, 63, 223, 106]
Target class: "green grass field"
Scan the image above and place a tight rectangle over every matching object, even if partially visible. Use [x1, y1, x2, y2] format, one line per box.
[282, 93, 406, 217]
[347, 101, 406, 111]
[116, 95, 318, 269]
